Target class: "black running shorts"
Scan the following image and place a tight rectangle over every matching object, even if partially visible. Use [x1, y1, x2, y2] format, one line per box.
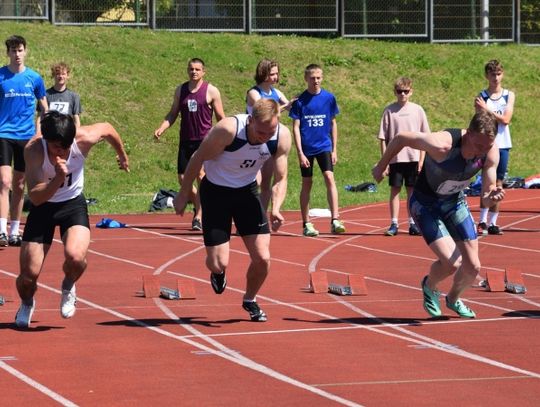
[23, 194, 90, 244]
[199, 177, 269, 247]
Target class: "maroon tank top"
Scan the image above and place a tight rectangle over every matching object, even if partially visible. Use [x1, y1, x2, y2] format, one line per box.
[179, 81, 213, 142]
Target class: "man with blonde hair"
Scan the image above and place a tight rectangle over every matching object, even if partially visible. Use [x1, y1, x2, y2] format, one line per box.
[174, 98, 291, 322]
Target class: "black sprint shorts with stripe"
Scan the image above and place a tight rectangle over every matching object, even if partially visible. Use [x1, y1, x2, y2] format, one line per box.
[23, 194, 90, 245]
[200, 177, 269, 247]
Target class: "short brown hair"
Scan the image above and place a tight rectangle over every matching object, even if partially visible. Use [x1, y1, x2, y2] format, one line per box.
[485, 59, 503, 74]
[5, 35, 26, 52]
[304, 63, 322, 76]
[469, 110, 498, 139]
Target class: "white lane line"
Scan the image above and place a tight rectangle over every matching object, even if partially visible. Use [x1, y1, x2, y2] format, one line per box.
[0, 360, 78, 406]
[0, 268, 362, 407]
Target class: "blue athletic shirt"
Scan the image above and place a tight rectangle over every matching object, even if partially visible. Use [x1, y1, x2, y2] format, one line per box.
[0, 66, 46, 140]
[289, 89, 339, 156]
[245, 86, 280, 114]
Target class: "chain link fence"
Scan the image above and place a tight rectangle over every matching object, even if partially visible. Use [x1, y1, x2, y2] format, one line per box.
[0, 0, 538, 44]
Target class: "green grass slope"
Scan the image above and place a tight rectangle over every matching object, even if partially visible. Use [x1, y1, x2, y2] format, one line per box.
[1, 22, 539, 213]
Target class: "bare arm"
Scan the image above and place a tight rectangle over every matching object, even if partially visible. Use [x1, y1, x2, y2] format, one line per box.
[246, 88, 261, 111]
[154, 86, 181, 140]
[480, 144, 505, 206]
[475, 91, 515, 125]
[35, 96, 49, 136]
[173, 117, 236, 215]
[330, 117, 338, 165]
[270, 124, 292, 231]
[292, 119, 309, 168]
[24, 137, 66, 206]
[76, 123, 129, 172]
[208, 84, 225, 122]
[372, 130, 452, 183]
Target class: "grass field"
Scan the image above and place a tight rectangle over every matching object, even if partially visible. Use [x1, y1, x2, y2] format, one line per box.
[1, 22, 539, 214]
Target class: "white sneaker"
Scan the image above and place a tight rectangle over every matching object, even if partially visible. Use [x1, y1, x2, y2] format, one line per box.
[60, 285, 77, 319]
[15, 299, 36, 328]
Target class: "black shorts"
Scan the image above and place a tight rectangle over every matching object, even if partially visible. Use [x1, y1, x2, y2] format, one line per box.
[22, 194, 90, 245]
[388, 162, 419, 187]
[178, 140, 203, 174]
[0, 138, 28, 172]
[200, 177, 269, 247]
[300, 151, 333, 178]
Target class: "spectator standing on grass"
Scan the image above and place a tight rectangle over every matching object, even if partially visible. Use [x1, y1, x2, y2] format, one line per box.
[246, 58, 292, 211]
[377, 77, 430, 237]
[289, 63, 345, 237]
[0, 35, 48, 247]
[372, 110, 504, 319]
[474, 59, 515, 236]
[43, 62, 83, 127]
[154, 58, 225, 231]
[14, 111, 129, 328]
[173, 99, 291, 322]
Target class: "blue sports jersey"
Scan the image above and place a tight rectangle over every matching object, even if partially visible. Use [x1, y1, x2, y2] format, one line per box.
[289, 89, 339, 156]
[0, 66, 46, 140]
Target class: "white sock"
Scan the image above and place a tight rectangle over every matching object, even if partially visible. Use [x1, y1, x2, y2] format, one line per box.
[488, 211, 499, 226]
[10, 220, 20, 236]
[479, 208, 489, 223]
[391, 218, 398, 225]
[409, 217, 415, 225]
[0, 218, 7, 234]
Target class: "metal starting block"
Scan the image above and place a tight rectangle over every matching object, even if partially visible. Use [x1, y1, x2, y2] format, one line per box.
[0, 278, 14, 306]
[505, 268, 526, 294]
[142, 275, 196, 299]
[309, 272, 367, 296]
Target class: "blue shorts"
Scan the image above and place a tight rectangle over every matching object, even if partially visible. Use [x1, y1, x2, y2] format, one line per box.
[409, 191, 477, 245]
[497, 148, 510, 181]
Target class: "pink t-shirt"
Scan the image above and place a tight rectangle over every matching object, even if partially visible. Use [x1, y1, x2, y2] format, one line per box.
[377, 102, 430, 164]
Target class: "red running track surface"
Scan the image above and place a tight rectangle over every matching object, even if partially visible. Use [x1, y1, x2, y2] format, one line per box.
[1, 189, 539, 406]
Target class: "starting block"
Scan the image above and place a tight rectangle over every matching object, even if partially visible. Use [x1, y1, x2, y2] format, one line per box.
[505, 268, 526, 294]
[485, 271, 506, 292]
[309, 271, 329, 293]
[309, 272, 367, 296]
[0, 278, 14, 306]
[142, 275, 196, 300]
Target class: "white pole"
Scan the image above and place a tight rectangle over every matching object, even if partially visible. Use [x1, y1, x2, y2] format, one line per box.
[482, 0, 490, 42]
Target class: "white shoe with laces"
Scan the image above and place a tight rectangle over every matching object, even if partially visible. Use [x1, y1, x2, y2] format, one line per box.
[61, 285, 77, 319]
[15, 299, 36, 328]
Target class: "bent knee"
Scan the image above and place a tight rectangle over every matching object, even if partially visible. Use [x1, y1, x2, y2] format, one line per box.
[65, 252, 87, 268]
[462, 260, 481, 277]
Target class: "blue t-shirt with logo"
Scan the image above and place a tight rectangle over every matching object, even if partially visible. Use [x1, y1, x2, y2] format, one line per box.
[289, 89, 339, 156]
[0, 66, 46, 140]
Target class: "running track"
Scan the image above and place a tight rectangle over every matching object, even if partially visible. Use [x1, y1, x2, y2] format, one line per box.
[1, 189, 539, 406]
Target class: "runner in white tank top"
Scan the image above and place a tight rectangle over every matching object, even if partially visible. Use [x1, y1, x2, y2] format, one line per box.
[174, 99, 291, 322]
[14, 111, 129, 328]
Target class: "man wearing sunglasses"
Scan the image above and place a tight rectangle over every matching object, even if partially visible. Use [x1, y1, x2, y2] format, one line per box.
[377, 77, 431, 237]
